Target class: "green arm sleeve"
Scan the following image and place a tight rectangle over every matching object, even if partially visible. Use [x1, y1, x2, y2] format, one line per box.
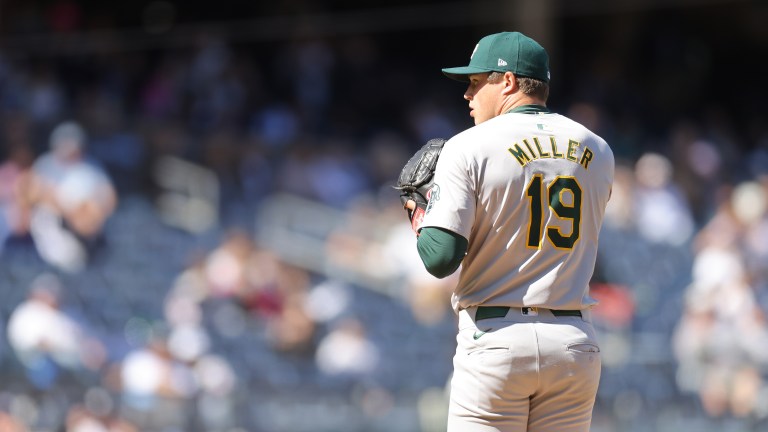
[416, 227, 468, 279]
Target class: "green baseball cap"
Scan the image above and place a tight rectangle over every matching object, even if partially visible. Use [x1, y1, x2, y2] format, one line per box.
[442, 31, 550, 83]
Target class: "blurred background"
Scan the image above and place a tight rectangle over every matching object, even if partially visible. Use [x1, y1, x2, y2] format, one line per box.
[0, 0, 767, 431]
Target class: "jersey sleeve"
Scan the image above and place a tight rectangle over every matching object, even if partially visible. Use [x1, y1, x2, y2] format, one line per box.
[416, 226, 468, 278]
[420, 139, 476, 239]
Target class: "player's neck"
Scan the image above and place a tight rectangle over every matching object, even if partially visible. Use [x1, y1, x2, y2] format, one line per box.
[500, 94, 546, 116]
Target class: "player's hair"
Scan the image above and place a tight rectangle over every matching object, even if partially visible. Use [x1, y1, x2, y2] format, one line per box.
[488, 72, 549, 101]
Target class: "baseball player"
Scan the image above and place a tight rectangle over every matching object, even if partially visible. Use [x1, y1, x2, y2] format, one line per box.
[400, 32, 614, 431]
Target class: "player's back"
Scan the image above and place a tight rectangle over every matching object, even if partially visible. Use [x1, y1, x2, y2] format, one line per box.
[445, 111, 614, 311]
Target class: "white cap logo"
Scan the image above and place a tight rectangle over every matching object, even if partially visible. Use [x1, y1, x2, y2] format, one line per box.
[470, 44, 478, 59]
[498, 58, 507, 67]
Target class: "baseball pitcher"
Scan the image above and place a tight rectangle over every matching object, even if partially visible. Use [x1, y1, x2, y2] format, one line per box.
[397, 31, 614, 431]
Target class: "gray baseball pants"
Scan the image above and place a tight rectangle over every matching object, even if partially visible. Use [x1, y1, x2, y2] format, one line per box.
[447, 306, 601, 432]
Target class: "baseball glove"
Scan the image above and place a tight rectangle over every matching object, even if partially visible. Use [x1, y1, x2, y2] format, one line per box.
[394, 138, 446, 233]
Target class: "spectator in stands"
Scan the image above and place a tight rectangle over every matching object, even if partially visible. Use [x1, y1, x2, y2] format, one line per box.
[23, 120, 117, 272]
[315, 317, 379, 377]
[65, 403, 139, 432]
[116, 331, 195, 430]
[0, 143, 34, 251]
[190, 353, 239, 431]
[264, 279, 316, 356]
[672, 181, 768, 419]
[197, 229, 287, 318]
[6, 272, 107, 390]
[633, 152, 695, 246]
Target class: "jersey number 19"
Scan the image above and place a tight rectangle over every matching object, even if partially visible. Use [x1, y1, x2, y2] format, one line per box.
[525, 175, 582, 250]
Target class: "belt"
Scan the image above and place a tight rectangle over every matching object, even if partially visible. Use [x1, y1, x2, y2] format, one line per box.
[475, 306, 582, 321]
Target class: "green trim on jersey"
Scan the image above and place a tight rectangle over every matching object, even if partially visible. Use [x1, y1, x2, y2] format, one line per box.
[417, 227, 468, 279]
[505, 104, 549, 115]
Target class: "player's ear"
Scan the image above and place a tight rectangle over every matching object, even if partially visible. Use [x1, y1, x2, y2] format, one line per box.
[502, 72, 517, 95]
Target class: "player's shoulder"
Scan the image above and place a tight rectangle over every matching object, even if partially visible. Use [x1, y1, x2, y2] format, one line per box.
[544, 113, 613, 154]
[444, 118, 499, 149]
[547, 113, 608, 142]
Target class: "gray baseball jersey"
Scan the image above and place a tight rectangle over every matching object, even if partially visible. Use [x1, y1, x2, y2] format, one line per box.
[421, 109, 614, 312]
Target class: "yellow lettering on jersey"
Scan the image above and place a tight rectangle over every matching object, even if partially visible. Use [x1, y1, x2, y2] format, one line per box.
[523, 140, 538, 161]
[567, 140, 579, 162]
[550, 137, 564, 158]
[580, 147, 594, 170]
[512, 138, 594, 170]
[508, 144, 532, 167]
[533, 137, 550, 158]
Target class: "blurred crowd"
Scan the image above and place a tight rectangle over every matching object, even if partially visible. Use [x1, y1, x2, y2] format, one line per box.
[0, 2, 768, 431]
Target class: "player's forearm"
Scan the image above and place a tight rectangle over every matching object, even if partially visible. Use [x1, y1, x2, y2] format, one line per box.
[416, 226, 467, 278]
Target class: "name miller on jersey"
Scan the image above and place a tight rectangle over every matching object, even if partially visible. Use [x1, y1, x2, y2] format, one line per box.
[507, 136, 594, 170]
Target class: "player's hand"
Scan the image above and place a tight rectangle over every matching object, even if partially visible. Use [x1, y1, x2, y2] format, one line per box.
[401, 195, 428, 235]
[402, 199, 424, 235]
